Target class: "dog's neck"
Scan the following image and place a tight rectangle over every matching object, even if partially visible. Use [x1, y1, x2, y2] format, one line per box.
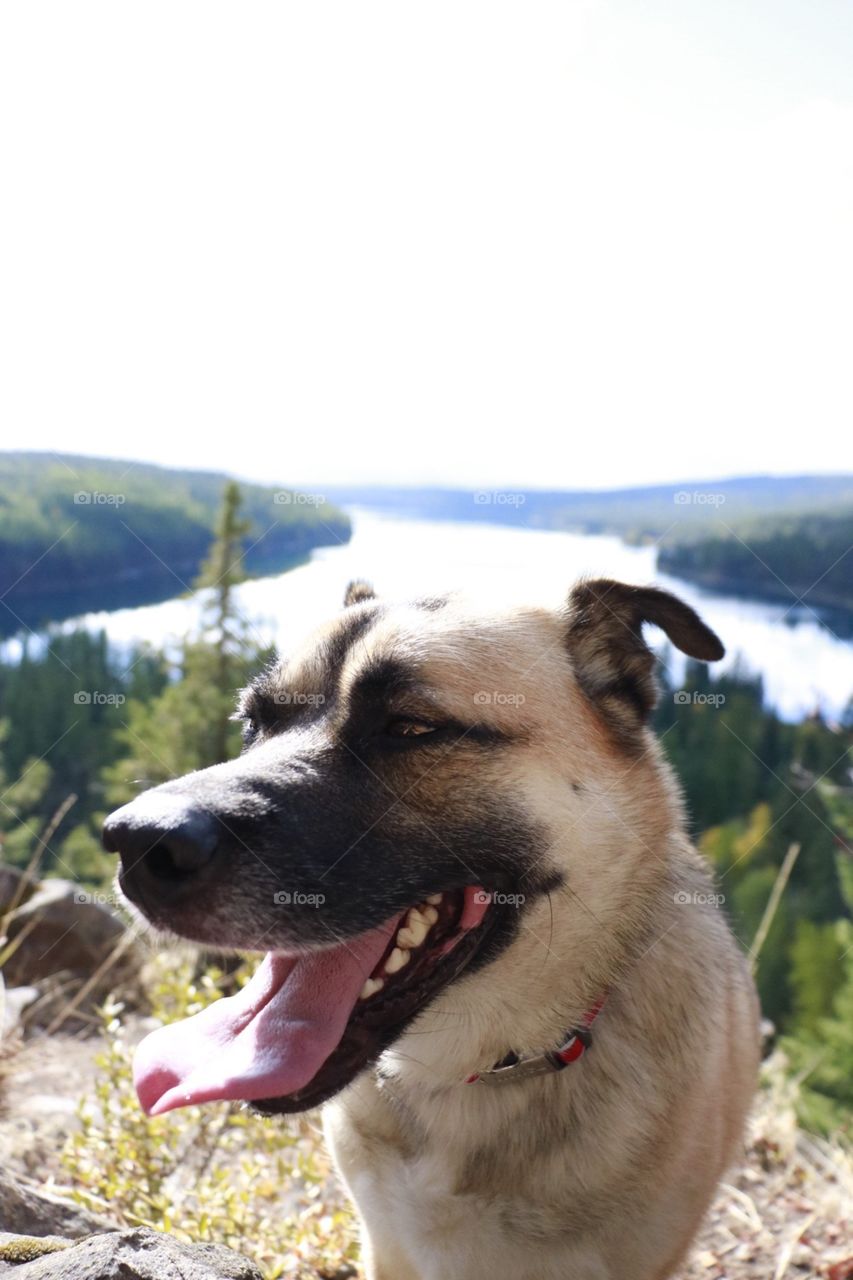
[463, 994, 606, 1087]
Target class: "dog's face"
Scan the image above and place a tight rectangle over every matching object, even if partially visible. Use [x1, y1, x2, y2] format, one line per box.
[104, 578, 722, 1116]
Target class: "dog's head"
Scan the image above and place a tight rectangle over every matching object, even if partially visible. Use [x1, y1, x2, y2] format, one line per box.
[104, 577, 722, 1115]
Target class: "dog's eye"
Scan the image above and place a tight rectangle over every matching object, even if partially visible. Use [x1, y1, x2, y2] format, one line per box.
[384, 717, 438, 739]
[241, 719, 259, 748]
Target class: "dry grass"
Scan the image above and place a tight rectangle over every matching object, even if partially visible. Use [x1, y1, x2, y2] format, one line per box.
[676, 1053, 853, 1280]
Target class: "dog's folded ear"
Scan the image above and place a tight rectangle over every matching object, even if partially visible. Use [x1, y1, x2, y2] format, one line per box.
[566, 578, 724, 739]
[344, 579, 377, 607]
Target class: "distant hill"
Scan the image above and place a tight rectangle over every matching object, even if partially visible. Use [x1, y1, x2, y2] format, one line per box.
[0, 453, 350, 633]
[324, 476, 853, 621]
[323, 476, 853, 540]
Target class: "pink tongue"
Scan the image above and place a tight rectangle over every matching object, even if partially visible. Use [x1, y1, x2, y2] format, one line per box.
[134, 918, 398, 1116]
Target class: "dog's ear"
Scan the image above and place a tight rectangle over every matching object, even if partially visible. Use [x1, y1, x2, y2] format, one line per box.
[343, 579, 377, 607]
[566, 578, 724, 739]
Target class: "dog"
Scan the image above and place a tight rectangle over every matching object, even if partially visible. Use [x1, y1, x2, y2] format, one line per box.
[103, 577, 760, 1280]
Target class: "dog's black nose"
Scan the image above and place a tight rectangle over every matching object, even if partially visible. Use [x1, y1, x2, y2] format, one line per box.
[103, 794, 220, 905]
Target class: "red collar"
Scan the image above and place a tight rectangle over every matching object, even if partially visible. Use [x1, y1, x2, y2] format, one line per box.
[464, 996, 606, 1087]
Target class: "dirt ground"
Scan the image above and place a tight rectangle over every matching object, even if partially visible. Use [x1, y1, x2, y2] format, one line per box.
[1, 1032, 851, 1279]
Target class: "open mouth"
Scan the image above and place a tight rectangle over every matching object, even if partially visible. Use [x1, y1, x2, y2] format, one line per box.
[133, 885, 500, 1116]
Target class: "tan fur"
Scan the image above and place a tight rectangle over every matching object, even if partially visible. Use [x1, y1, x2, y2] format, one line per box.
[323, 584, 760, 1280]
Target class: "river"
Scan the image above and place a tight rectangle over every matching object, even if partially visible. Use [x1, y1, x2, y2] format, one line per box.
[5, 509, 852, 720]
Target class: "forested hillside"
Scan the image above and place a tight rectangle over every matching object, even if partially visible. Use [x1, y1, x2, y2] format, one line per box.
[0, 453, 350, 631]
[658, 512, 853, 614]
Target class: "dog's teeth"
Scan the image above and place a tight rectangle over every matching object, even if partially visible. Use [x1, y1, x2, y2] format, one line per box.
[398, 916, 429, 949]
[426, 893, 443, 905]
[360, 977, 385, 1000]
[396, 900, 443, 951]
[384, 947, 410, 975]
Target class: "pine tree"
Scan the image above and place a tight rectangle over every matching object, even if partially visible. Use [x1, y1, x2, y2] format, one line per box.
[784, 923, 853, 1135]
[191, 480, 256, 765]
[788, 918, 847, 1034]
[0, 720, 55, 869]
[103, 483, 274, 805]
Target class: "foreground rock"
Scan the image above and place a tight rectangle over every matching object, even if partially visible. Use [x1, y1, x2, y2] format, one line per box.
[2, 880, 129, 986]
[0, 875, 139, 1026]
[0, 983, 39, 1039]
[0, 1169, 111, 1239]
[0, 865, 38, 913]
[0, 1228, 264, 1278]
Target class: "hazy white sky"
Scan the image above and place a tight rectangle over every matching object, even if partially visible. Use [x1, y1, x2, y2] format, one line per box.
[1, 0, 852, 490]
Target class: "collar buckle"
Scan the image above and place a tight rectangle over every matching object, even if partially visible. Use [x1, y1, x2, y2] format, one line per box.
[465, 1003, 603, 1088]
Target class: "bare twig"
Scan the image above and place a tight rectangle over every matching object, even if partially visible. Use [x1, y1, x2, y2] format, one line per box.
[0, 793, 78, 944]
[45, 930, 135, 1036]
[750, 843, 801, 975]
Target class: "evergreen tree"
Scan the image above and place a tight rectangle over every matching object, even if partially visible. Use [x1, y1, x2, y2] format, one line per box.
[0, 720, 55, 870]
[194, 481, 255, 765]
[103, 484, 274, 806]
[784, 923, 853, 1135]
[788, 918, 847, 1034]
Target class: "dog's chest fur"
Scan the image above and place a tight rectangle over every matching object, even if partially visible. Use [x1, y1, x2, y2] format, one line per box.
[325, 899, 759, 1280]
